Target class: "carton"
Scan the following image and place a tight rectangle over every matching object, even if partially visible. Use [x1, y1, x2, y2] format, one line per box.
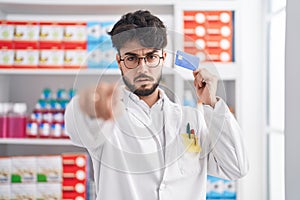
[39, 22, 64, 48]
[39, 47, 64, 68]
[87, 41, 118, 69]
[62, 154, 88, 200]
[0, 157, 11, 184]
[62, 22, 87, 49]
[13, 21, 39, 49]
[63, 48, 87, 69]
[11, 183, 36, 200]
[0, 184, 11, 200]
[0, 21, 14, 42]
[37, 156, 62, 183]
[14, 47, 39, 68]
[87, 22, 101, 43]
[99, 21, 114, 42]
[11, 156, 36, 183]
[0, 43, 14, 68]
[37, 183, 62, 200]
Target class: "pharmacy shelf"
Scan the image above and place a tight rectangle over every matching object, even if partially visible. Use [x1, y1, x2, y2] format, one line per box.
[0, 68, 121, 75]
[0, 67, 176, 76]
[0, 0, 174, 16]
[0, 138, 73, 145]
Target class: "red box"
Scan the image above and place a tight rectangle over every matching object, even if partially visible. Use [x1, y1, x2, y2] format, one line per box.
[0, 20, 14, 42]
[39, 46, 64, 69]
[39, 22, 64, 49]
[61, 22, 87, 49]
[63, 48, 87, 69]
[13, 21, 39, 49]
[14, 46, 39, 68]
[184, 11, 233, 24]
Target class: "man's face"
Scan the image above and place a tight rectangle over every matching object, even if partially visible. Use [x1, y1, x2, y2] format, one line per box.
[116, 40, 167, 96]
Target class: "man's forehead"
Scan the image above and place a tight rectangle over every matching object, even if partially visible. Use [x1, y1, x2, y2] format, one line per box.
[119, 40, 159, 55]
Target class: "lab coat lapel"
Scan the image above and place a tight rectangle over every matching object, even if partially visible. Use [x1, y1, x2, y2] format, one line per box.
[162, 97, 182, 168]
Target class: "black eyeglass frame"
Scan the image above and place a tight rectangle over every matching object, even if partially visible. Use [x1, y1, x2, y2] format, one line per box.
[119, 49, 164, 69]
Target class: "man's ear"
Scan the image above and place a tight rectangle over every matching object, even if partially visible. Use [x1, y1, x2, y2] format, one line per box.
[116, 53, 121, 69]
[162, 50, 167, 61]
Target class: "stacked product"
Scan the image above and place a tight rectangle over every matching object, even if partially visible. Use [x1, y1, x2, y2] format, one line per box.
[206, 175, 237, 199]
[87, 21, 118, 69]
[0, 103, 27, 138]
[0, 153, 89, 200]
[26, 88, 76, 139]
[62, 154, 89, 200]
[0, 20, 118, 69]
[183, 11, 234, 62]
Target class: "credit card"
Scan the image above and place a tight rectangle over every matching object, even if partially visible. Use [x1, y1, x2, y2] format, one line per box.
[175, 50, 199, 71]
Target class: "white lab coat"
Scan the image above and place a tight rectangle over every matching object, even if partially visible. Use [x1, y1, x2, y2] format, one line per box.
[65, 87, 248, 200]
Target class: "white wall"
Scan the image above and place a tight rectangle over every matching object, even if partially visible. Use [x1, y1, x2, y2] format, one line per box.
[285, 0, 300, 199]
[239, 0, 265, 199]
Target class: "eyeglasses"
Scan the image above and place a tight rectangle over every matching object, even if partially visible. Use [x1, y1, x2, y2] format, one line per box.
[120, 51, 164, 69]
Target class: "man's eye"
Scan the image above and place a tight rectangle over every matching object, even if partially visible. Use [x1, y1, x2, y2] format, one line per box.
[147, 54, 157, 61]
[126, 56, 137, 62]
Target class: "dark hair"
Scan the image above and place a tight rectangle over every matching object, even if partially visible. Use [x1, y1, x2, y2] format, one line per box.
[108, 10, 167, 51]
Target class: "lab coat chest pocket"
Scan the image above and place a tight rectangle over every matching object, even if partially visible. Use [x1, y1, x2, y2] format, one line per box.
[177, 134, 202, 176]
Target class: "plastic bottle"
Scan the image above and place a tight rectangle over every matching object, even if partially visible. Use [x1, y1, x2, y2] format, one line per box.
[7, 103, 27, 138]
[26, 113, 39, 138]
[0, 103, 8, 138]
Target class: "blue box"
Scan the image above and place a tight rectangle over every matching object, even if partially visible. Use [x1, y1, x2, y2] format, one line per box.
[87, 22, 102, 43]
[87, 41, 118, 69]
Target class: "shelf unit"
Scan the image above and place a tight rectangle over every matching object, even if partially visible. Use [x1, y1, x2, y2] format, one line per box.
[0, 0, 243, 199]
[0, 138, 73, 145]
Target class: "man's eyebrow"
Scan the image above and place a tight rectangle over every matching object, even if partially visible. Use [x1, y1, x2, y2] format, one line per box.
[124, 50, 160, 56]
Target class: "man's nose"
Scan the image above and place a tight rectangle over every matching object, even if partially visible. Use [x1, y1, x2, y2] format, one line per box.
[137, 57, 148, 72]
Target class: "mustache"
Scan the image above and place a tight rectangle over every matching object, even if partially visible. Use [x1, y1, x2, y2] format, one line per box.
[134, 74, 155, 82]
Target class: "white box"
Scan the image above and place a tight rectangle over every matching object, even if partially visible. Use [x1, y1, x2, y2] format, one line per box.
[0, 157, 11, 184]
[11, 157, 36, 183]
[37, 156, 62, 183]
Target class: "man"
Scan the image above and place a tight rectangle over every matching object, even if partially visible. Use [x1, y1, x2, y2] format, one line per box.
[65, 10, 248, 200]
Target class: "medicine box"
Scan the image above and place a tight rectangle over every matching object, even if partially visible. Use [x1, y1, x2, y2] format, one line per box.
[13, 21, 39, 49]
[0, 21, 14, 41]
[37, 156, 62, 183]
[0, 43, 14, 68]
[0, 157, 11, 184]
[62, 22, 87, 49]
[14, 47, 39, 68]
[37, 183, 62, 200]
[87, 22, 102, 43]
[87, 41, 118, 69]
[0, 184, 11, 200]
[63, 48, 87, 68]
[11, 156, 36, 183]
[39, 22, 64, 47]
[11, 183, 36, 200]
[39, 48, 64, 68]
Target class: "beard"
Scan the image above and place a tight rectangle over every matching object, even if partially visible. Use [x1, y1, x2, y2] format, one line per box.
[122, 71, 162, 96]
